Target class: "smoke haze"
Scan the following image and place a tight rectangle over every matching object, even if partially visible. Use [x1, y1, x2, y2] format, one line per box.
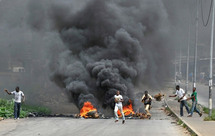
[1, 0, 199, 113]
[45, 0, 172, 109]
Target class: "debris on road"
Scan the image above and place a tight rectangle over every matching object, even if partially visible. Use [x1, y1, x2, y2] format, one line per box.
[154, 93, 165, 101]
[79, 101, 99, 118]
[86, 111, 99, 118]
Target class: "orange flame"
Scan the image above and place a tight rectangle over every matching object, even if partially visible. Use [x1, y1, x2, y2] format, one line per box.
[80, 101, 97, 118]
[118, 100, 135, 116]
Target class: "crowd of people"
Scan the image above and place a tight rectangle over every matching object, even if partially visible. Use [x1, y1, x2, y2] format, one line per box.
[3, 85, 202, 123]
[114, 84, 202, 124]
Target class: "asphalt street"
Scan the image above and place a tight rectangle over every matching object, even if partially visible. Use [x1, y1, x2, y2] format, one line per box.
[0, 101, 189, 136]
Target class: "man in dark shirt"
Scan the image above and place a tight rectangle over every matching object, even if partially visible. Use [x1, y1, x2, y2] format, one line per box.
[187, 87, 202, 117]
[141, 90, 152, 117]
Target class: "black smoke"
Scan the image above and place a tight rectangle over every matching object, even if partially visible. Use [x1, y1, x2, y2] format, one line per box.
[46, 0, 172, 109]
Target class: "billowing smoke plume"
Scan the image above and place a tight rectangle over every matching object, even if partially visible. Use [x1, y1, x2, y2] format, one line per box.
[46, 0, 172, 109]
[0, 0, 210, 113]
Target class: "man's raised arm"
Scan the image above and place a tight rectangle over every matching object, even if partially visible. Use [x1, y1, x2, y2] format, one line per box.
[4, 89, 12, 95]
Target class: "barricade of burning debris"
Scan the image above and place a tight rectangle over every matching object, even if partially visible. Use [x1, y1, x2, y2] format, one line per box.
[27, 93, 165, 119]
[25, 101, 100, 118]
[78, 101, 100, 119]
[74, 111, 100, 119]
[133, 112, 150, 119]
[27, 112, 75, 118]
[76, 100, 151, 119]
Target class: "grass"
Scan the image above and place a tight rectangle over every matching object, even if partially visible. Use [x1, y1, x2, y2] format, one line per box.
[0, 98, 51, 119]
[177, 119, 183, 125]
[203, 107, 215, 121]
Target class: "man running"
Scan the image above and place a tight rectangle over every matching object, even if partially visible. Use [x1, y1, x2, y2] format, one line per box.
[4, 86, 25, 119]
[141, 90, 152, 117]
[114, 91, 125, 124]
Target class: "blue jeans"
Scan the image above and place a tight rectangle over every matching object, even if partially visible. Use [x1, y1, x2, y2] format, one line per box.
[190, 101, 200, 115]
[14, 102, 21, 119]
[180, 100, 190, 116]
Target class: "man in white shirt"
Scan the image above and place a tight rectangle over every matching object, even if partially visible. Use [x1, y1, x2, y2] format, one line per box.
[5, 86, 25, 119]
[114, 91, 125, 124]
[169, 85, 190, 117]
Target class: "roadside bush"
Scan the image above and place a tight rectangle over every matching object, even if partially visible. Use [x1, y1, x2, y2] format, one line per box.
[0, 98, 51, 118]
[203, 107, 215, 121]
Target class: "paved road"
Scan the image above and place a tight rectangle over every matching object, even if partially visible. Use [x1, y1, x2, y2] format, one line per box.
[0, 101, 189, 136]
[180, 82, 215, 108]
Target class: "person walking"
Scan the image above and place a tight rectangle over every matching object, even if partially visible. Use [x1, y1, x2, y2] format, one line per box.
[187, 87, 202, 117]
[169, 85, 190, 117]
[4, 86, 25, 119]
[114, 90, 125, 124]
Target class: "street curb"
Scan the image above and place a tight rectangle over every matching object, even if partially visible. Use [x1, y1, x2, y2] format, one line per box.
[164, 98, 202, 136]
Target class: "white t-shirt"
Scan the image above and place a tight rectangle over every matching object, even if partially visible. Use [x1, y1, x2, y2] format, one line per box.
[11, 91, 24, 103]
[175, 88, 187, 100]
[114, 95, 123, 105]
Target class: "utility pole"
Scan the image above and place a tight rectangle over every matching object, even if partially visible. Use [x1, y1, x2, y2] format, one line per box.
[209, 0, 215, 117]
[175, 46, 178, 86]
[179, 44, 182, 86]
[186, 23, 190, 94]
[193, 0, 199, 88]
[175, 60, 177, 86]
